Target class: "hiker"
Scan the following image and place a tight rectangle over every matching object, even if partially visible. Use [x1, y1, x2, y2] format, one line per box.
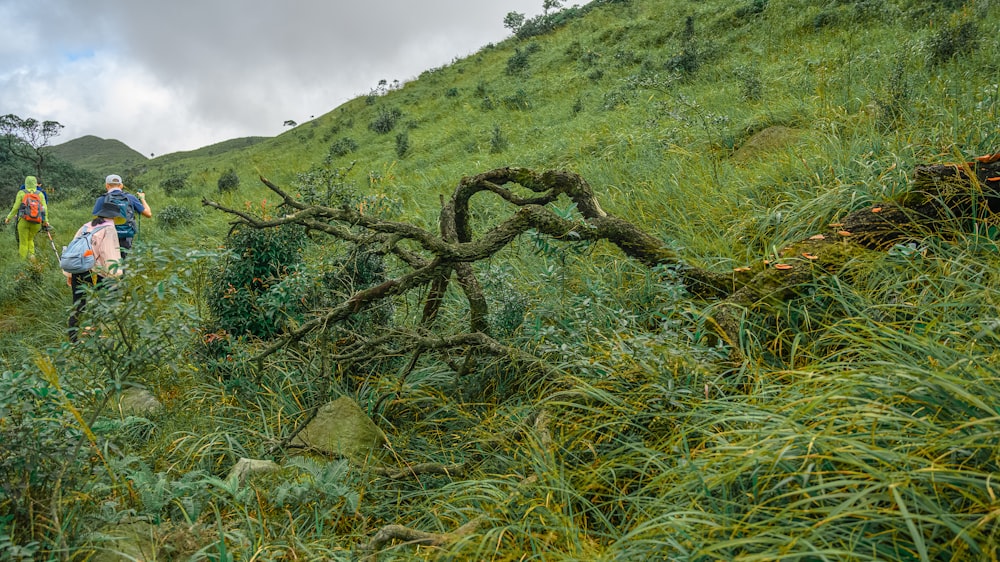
[3, 175, 50, 260]
[63, 201, 123, 343]
[91, 174, 152, 258]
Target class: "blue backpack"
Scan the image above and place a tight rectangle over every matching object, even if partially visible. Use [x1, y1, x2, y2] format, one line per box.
[106, 190, 136, 238]
[60, 224, 112, 274]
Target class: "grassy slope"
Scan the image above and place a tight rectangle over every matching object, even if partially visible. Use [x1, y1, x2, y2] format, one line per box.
[45, 134, 149, 174]
[3, 0, 1000, 559]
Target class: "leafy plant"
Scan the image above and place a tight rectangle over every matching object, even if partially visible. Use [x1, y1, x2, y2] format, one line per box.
[157, 204, 198, 229]
[208, 221, 310, 339]
[926, 20, 979, 65]
[217, 168, 240, 193]
[160, 174, 188, 195]
[326, 137, 358, 160]
[395, 131, 409, 158]
[506, 48, 532, 75]
[489, 124, 508, 153]
[0, 368, 90, 542]
[368, 107, 402, 134]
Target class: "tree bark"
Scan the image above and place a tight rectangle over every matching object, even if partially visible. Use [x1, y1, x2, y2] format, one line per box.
[202, 153, 1000, 366]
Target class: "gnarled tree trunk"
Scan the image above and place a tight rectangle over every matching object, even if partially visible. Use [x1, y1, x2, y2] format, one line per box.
[202, 152, 1000, 367]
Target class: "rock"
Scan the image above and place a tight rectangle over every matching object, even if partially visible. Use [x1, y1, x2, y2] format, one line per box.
[731, 126, 805, 163]
[289, 396, 388, 463]
[84, 520, 160, 562]
[227, 457, 280, 485]
[116, 387, 162, 416]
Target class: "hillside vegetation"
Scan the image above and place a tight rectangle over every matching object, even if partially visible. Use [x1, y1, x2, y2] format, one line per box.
[45, 135, 149, 174]
[4, 0, 1000, 559]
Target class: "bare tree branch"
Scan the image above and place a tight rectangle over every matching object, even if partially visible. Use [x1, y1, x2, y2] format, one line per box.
[358, 518, 481, 558]
[204, 156, 1000, 368]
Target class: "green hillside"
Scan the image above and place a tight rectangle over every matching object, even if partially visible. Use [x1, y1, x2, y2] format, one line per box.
[45, 134, 149, 174]
[4, 0, 1000, 559]
[148, 135, 270, 166]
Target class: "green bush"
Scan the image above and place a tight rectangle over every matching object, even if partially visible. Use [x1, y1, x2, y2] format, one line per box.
[217, 168, 239, 193]
[156, 204, 199, 229]
[395, 131, 409, 158]
[0, 368, 89, 544]
[327, 137, 359, 159]
[294, 163, 360, 208]
[506, 48, 532, 75]
[926, 20, 979, 65]
[735, 65, 763, 101]
[489, 124, 508, 153]
[502, 89, 532, 110]
[368, 107, 402, 134]
[208, 223, 310, 339]
[160, 174, 187, 195]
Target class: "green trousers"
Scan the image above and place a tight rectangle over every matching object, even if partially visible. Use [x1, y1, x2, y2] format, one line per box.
[16, 218, 41, 260]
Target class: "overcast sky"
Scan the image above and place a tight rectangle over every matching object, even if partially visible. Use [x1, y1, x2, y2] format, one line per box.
[1, 0, 543, 157]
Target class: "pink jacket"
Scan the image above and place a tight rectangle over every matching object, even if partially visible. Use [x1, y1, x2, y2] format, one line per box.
[66, 219, 123, 277]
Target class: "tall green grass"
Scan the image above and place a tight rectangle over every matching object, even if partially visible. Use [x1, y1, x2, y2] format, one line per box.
[4, 0, 1000, 559]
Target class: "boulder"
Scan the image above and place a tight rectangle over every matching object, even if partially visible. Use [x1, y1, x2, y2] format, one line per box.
[117, 387, 163, 417]
[227, 457, 280, 485]
[289, 396, 388, 463]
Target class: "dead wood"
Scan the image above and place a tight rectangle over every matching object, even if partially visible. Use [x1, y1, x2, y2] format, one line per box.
[358, 517, 481, 558]
[202, 154, 1000, 367]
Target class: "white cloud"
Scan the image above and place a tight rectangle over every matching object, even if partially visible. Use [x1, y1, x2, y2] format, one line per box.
[1, 0, 543, 155]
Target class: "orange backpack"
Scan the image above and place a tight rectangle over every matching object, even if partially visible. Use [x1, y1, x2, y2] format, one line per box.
[20, 191, 44, 223]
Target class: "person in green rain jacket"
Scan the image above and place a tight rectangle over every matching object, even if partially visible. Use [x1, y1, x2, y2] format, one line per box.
[4, 175, 50, 260]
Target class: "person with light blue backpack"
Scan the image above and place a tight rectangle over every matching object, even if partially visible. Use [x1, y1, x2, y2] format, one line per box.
[62, 200, 123, 342]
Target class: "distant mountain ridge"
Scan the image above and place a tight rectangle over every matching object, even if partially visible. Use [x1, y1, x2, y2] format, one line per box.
[47, 134, 272, 175]
[46, 135, 148, 174]
[148, 136, 270, 166]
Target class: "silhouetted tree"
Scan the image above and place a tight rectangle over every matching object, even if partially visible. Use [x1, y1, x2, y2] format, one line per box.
[0, 113, 64, 178]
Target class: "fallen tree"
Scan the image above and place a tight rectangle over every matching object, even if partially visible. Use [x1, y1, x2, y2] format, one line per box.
[203, 152, 1000, 367]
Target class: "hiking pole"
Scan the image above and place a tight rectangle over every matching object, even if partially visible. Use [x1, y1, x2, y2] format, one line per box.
[44, 226, 61, 265]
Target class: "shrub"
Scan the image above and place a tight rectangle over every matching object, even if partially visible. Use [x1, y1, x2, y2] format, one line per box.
[395, 131, 409, 158]
[578, 49, 601, 68]
[514, 7, 587, 39]
[926, 20, 979, 65]
[506, 48, 531, 75]
[489, 124, 508, 153]
[0, 368, 90, 543]
[217, 168, 239, 193]
[665, 16, 699, 73]
[294, 162, 359, 208]
[735, 65, 763, 101]
[812, 10, 838, 29]
[157, 205, 198, 229]
[329, 137, 358, 158]
[732, 0, 767, 21]
[875, 56, 910, 130]
[368, 107, 401, 134]
[160, 174, 187, 195]
[502, 89, 532, 110]
[444, 87, 459, 97]
[208, 222, 310, 339]
[613, 49, 642, 68]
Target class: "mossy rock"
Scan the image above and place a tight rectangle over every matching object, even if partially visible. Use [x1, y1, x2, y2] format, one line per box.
[289, 396, 388, 464]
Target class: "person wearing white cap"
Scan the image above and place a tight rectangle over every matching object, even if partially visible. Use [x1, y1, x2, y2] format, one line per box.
[91, 174, 152, 258]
